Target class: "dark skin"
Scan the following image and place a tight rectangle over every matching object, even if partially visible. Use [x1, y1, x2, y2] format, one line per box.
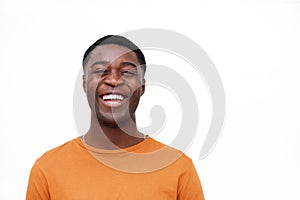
[82, 44, 145, 149]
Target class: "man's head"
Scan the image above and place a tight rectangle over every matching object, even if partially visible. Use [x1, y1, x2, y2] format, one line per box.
[82, 35, 146, 127]
[82, 35, 146, 76]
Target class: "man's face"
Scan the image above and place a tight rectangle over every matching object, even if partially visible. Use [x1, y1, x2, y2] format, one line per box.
[83, 44, 145, 127]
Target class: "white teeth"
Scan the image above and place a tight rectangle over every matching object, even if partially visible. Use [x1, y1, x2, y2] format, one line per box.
[102, 94, 124, 101]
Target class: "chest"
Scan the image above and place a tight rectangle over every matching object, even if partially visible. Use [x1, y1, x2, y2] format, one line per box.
[49, 166, 179, 200]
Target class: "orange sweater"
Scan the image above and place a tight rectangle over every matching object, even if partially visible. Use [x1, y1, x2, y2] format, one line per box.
[26, 137, 204, 200]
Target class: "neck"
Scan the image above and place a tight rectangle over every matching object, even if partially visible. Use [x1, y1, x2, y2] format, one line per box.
[83, 113, 145, 149]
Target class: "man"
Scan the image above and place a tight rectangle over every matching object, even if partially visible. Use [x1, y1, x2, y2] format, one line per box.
[26, 35, 205, 199]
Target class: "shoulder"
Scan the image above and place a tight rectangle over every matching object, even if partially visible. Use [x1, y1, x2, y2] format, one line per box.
[146, 137, 194, 170]
[35, 137, 82, 166]
[147, 136, 191, 158]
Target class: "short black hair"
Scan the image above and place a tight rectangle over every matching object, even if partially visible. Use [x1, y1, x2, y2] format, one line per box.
[82, 35, 146, 75]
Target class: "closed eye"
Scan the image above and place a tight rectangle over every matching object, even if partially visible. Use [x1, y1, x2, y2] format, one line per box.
[121, 70, 136, 76]
[94, 69, 108, 75]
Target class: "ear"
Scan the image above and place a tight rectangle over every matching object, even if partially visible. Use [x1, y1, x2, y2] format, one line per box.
[82, 75, 87, 93]
[141, 78, 145, 96]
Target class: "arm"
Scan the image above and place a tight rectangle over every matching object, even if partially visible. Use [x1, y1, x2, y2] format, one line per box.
[177, 159, 205, 200]
[26, 161, 50, 200]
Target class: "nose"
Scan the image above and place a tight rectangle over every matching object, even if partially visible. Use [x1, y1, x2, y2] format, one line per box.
[104, 69, 123, 87]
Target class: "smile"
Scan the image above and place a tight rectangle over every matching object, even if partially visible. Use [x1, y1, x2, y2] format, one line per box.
[99, 93, 127, 107]
[102, 94, 124, 101]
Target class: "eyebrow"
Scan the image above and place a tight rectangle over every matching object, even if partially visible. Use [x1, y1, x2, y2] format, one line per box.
[89, 61, 110, 68]
[90, 61, 137, 68]
[120, 61, 137, 68]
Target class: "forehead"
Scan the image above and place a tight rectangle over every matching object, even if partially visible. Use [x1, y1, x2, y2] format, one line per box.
[87, 44, 139, 65]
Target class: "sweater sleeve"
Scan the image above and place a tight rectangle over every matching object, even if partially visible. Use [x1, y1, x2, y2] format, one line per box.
[26, 161, 50, 200]
[177, 158, 205, 200]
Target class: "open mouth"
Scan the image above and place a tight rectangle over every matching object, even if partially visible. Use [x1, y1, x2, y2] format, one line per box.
[99, 93, 127, 107]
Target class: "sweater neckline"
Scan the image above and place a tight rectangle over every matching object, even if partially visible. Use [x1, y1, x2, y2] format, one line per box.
[75, 135, 152, 154]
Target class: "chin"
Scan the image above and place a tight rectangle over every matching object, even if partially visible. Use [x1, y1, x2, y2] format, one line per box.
[96, 113, 133, 128]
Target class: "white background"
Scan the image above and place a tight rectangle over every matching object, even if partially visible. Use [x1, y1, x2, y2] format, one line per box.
[1, 0, 300, 199]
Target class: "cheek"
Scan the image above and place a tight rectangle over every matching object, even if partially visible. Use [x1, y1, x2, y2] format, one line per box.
[87, 76, 101, 90]
[129, 86, 143, 104]
[86, 79, 101, 102]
